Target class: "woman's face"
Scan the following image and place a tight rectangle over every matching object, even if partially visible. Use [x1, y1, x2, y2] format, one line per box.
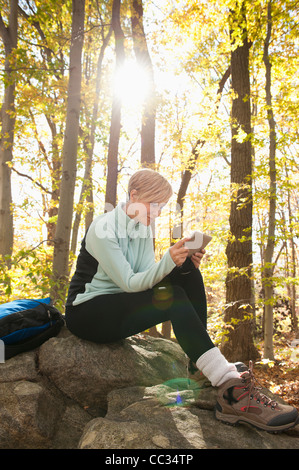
[142, 201, 166, 225]
[127, 191, 167, 226]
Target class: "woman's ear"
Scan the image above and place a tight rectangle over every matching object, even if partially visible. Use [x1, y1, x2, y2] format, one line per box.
[130, 189, 138, 202]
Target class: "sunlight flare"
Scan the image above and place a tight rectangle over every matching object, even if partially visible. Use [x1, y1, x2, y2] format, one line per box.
[113, 60, 150, 106]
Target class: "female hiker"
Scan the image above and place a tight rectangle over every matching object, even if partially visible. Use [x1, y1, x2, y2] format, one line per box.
[65, 169, 298, 433]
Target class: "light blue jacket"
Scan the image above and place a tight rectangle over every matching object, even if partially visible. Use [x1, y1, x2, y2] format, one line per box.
[71, 202, 176, 305]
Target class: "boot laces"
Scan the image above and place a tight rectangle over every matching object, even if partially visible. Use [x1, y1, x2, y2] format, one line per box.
[243, 361, 278, 411]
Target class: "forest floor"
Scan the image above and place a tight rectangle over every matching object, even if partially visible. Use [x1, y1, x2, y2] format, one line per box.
[253, 332, 299, 411]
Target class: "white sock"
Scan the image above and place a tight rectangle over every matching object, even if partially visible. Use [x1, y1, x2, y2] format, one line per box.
[195, 347, 240, 387]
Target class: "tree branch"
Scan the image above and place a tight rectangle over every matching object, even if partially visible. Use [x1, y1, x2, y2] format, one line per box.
[11, 166, 52, 195]
[0, 13, 10, 46]
[175, 65, 232, 228]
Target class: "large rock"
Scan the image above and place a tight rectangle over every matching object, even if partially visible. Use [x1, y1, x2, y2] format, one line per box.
[0, 327, 187, 448]
[38, 329, 186, 413]
[0, 326, 298, 449]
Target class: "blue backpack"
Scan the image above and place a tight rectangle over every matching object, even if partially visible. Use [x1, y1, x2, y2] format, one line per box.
[0, 297, 64, 360]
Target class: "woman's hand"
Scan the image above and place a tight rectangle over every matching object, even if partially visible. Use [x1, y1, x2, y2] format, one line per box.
[169, 238, 190, 266]
[191, 249, 206, 269]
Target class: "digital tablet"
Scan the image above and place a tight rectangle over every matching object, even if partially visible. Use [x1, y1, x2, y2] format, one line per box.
[184, 231, 212, 257]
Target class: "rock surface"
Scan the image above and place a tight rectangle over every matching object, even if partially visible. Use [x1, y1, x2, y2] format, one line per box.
[0, 326, 298, 449]
[38, 327, 186, 414]
[79, 383, 299, 450]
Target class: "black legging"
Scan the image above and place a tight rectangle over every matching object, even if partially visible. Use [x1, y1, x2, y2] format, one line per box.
[65, 258, 215, 363]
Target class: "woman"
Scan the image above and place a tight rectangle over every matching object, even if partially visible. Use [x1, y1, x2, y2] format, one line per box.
[66, 169, 298, 433]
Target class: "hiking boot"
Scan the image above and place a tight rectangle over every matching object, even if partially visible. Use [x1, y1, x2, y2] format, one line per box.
[234, 362, 248, 373]
[215, 361, 299, 433]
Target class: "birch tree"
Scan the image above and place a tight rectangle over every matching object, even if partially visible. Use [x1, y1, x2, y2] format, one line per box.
[262, 0, 277, 360]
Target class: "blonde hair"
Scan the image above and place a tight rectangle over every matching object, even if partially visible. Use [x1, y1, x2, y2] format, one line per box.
[128, 169, 173, 203]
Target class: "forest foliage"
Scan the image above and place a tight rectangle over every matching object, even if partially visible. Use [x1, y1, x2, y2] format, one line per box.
[0, 0, 298, 362]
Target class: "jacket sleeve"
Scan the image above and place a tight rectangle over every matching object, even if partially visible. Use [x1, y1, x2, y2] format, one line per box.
[135, 227, 156, 272]
[86, 219, 176, 293]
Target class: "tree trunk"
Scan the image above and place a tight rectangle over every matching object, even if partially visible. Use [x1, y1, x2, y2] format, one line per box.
[285, 165, 298, 333]
[222, 2, 258, 362]
[105, 0, 125, 210]
[71, 24, 112, 254]
[0, 0, 18, 262]
[130, 0, 156, 166]
[46, 118, 62, 244]
[51, 0, 85, 302]
[262, 0, 277, 360]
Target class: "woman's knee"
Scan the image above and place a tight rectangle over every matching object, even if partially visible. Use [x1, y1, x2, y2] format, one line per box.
[153, 283, 186, 302]
[172, 284, 189, 299]
[151, 284, 187, 316]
